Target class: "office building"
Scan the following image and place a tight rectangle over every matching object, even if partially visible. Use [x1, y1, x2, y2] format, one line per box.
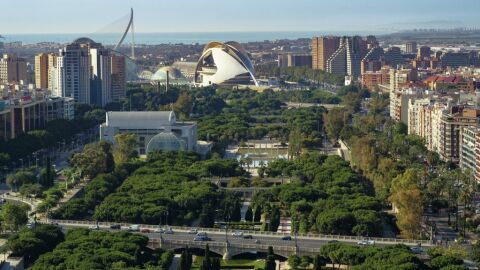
[278, 54, 312, 68]
[384, 47, 403, 67]
[312, 36, 340, 70]
[460, 126, 478, 174]
[326, 36, 368, 79]
[406, 41, 417, 54]
[89, 45, 112, 107]
[100, 111, 208, 155]
[111, 54, 126, 102]
[0, 54, 27, 84]
[417, 46, 431, 60]
[441, 52, 470, 68]
[57, 39, 91, 104]
[35, 53, 48, 89]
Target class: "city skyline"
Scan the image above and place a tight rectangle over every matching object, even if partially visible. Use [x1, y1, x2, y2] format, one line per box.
[1, 0, 479, 34]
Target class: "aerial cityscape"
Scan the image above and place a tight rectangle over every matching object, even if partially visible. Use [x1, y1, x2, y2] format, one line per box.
[1, 0, 480, 269]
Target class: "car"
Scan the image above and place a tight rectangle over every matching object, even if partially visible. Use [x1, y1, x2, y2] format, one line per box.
[140, 228, 151, 233]
[163, 228, 174, 234]
[243, 234, 253, 239]
[196, 232, 208, 237]
[110, 224, 121, 230]
[193, 236, 211, 241]
[188, 228, 198, 234]
[89, 224, 100, 230]
[281, 236, 292, 241]
[357, 240, 375, 246]
[410, 246, 424, 254]
[128, 225, 140, 232]
[154, 228, 164, 233]
[232, 231, 244, 237]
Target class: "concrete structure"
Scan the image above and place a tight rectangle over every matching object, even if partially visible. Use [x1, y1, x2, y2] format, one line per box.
[311, 36, 340, 70]
[57, 39, 91, 104]
[406, 41, 417, 54]
[326, 36, 368, 79]
[100, 111, 202, 155]
[439, 107, 480, 163]
[441, 52, 470, 68]
[417, 46, 431, 60]
[194, 41, 258, 87]
[111, 54, 126, 102]
[89, 44, 112, 107]
[278, 54, 312, 68]
[0, 54, 26, 84]
[460, 126, 478, 175]
[35, 53, 48, 89]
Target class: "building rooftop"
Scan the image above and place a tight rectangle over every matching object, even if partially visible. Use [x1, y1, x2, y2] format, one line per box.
[105, 111, 177, 128]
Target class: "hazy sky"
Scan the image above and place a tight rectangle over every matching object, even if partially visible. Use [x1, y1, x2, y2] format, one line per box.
[1, 0, 479, 34]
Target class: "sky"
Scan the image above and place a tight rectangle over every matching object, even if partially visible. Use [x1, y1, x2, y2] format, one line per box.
[1, 0, 479, 34]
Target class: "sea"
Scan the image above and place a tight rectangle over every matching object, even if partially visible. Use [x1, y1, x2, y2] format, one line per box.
[2, 31, 384, 45]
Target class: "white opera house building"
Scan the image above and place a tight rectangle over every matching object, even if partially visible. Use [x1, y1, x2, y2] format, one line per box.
[194, 41, 259, 87]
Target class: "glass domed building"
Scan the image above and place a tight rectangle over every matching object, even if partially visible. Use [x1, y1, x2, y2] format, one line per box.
[146, 131, 186, 153]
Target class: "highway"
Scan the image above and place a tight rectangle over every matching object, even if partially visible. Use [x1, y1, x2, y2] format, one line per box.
[46, 219, 434, 253]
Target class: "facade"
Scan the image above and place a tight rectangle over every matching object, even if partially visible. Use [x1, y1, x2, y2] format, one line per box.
[111, 54, 126, 102]
[439, 107, 479, 163]
[417, 46, 431, 60]
[90, 46, 112, 107]
[100, 111, 199, 155]
[278, 54, 312, 68]
[194, 41, 258, 87]
[361, 47, 384, 74]
[0, 54, 27, 84]
[326, 36, 368, 79]
[56, 37, 122, 106]
[57, 40, 91, 104]
[460, 126, 478, 174]
[406, 41, 417, 54]
[312, 36, 340, 70]
[35, 53, 48, 89]
[384, 47, 403, 67]
[441, 52, 470, 68]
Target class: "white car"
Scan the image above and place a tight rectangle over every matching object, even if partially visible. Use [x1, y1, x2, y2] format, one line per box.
[89, 224, 100, 230]
[128, 225, 140, 232]
[163, 228, 174, 234]
[232, 231, 243, 237]
[196, 232, 208, 237]
[188, 228, 198, 234]
[357, 240, 375, 246]
[154, 228, 164, 233]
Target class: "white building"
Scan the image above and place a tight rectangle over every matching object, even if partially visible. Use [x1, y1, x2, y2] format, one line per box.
[194, 41, 258, 87]
[100, 111, 207, 156]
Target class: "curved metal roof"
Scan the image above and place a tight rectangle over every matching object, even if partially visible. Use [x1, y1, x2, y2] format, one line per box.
[105, 111, 176, 128]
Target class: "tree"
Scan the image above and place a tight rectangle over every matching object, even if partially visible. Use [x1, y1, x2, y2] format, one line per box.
[288, 255, 301, 269]
[19, 183, 43, 198]
[6, 170, 36, 191]
[1, 202, 29, 231]
[245, 207, 253, 222]
[6, 224, 64, 265]
[323, 108, 345, 144]
[230, 200, 242, 222]
[113, 133, 138, 164]
[313, 254, 326, 270]
[202, 244, 211, 270]
[288, 127, 303, 159]
[173, 91, 193, 120]
[389, 168, 423, 239]
[39, 157, 55, 188]
[210, 258, 221, 270]
[269, 207, 280, 232]
[265, 246, 276, 270]
[178, 249, 192, 270]
[70, 141, 114, 178]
